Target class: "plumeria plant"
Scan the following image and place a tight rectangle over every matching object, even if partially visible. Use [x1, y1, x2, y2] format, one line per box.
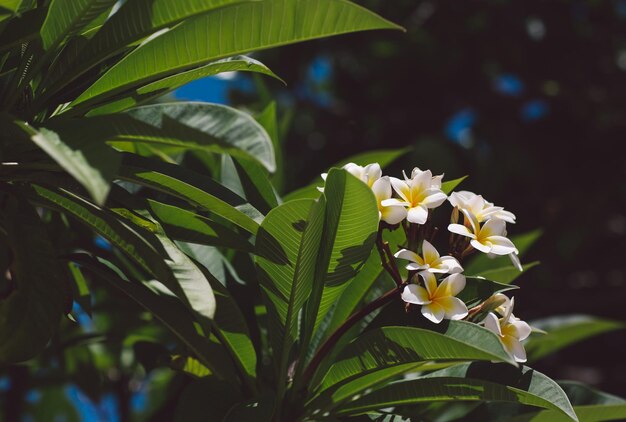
[1, 2, 625, 420]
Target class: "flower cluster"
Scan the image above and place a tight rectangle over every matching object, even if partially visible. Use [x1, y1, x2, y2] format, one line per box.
[321, 162, 533, 362]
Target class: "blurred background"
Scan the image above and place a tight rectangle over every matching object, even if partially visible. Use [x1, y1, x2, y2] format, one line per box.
[2, 0, 626, 420]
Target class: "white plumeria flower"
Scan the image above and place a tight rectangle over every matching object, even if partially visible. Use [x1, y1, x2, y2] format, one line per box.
[394, 240, 463, 274]
[371, 176, 408, 224]
[448, 212, 518, 255]
[401, 272, 468, 324]
[390, 169, 447, 224]
[319, 162, 382, 191]
[408, 167, 444, 188]
[448, 191, 516, 224]
[483, 297, 531, 363]
[509, 251, 523, 272]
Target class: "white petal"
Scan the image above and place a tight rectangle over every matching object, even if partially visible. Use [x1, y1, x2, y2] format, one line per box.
[498, 210, 516, 224]
[406, 262, 428, 271]
[410, 170, 432, 193]
[390, 177, 410, 202]
[394, 249, 420, 263]
[422, 240, 440, 263]
[321, 172, 328, 181]
[431, 174, 444, 188]
[438, 273, 466, 296]
[487, 236, 517, 255]
[407, 206, 428, 224]
[480, 218, 506, 237]
[439, 297, 469, 320]
[448, 192, 465, 208]
[467, 194, 486, 215]
[509, 252, 523, 272]
[470, 239, 492, 253]
[365, 163, 382, 184]
[410, 167, 423, 178]
[381, 198, 410, 207]
[421, 302, 445, 324]
[371, 177, 391, 201]
[460, 208, 480, 233]
[448, 223, 475, 238]
[401, 284, 431, 305]
[439, 256, 463, 273]
[380, 205, 407, 225]
[506, 336, 527, 363]
[483, 312, 503, 336]
[422, 190, 448, 209]
[510, 319, 532, 341]
[420, 271, 438, 297]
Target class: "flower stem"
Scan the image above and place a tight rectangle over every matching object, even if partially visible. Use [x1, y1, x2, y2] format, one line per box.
[376, 229, 403, 286]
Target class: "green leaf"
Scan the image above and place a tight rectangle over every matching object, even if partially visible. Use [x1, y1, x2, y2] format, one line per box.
[0, 8, 45, 54]
[0, 197, 68, 362]
[147, 199, 254, 253]
[305, 363, 424, 417]
[87, 56, 283, 115]
[464, 229, 542, 275]
[71, 0, 402, 107]
[124, 102, 276, 173]
[337, 362, 578, 421]
[307, 168, 380, 336]
[283, 148, 408, 201]
[221, 154, 278, 215]
[205, 270, 258, 383]
[256, 101, 284, 192]
[318, 322, 515, 392]
[255, 197, 326, 391]
[441, 175, 467, 194]
[48, 0, 248, 92]
[474, 261, 540, 284]
[156, 232, 216, 323]
[23, 184, 174, 284]
[17, 121, 121, 205]
[51, 102, 275, 173]
[170, 355, 211, 378]
[118, 154, 261, 235]
[505, 382, 626, 422]
[524, 315, 626, 363]
[322, 228, 405, 340]
[71, 255, 225, 378]
[68, 261, 91, 316]
[509, 405, 626, 422]
[40, 0, 116, 50]
[457, 276, 519, 308]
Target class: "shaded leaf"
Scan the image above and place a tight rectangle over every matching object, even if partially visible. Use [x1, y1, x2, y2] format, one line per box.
[124, 102, 276, 172]
[525, 315, 626, 363]
[337, 362, 577, 421]
[0, 196, 68, 362]
[18, 120, 121, 205]
[119, 154, 261, 235]
[318, 322, 515, 391]
[474, 261, 540, 285]
[147, 199, 254, 253]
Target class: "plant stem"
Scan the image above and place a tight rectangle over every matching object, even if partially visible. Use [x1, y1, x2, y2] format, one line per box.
[376, 229, 403, 286]
[299, 285, 402, 390]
